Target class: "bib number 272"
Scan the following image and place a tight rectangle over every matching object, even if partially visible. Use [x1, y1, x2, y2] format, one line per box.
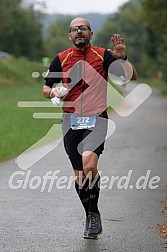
[70, 114, 96, 130]
[77, 117, 90, 124]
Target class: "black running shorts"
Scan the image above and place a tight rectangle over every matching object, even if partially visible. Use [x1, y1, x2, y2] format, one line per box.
[62, 111, 108, 170]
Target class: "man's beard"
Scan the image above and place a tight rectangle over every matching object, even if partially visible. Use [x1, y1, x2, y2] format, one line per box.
[73, 37, 89, 48]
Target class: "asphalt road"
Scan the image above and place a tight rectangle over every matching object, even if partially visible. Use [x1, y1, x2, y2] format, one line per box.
[0, 83, 167, 252]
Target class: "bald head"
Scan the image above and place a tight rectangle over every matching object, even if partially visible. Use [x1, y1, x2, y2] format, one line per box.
[70, 17, 91, 29]
[68, 17, 93, 49]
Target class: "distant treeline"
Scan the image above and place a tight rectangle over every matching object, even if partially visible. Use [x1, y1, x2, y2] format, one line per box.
[94, 0, 167, 81]
[0, 0, 44, 60]
[0, 0, 167, 81]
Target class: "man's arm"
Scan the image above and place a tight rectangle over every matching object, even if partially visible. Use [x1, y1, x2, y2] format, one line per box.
[43, 85, 52, 99]
[127, 61, 137, 80]
[104, 34, 137, 80]
[107, 34, 126, 59]
[43, 55, 62, 99]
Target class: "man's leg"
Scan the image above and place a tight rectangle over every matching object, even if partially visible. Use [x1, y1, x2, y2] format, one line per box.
[82, 151, 100, 213]
[74, 169, 89, 217]
[74, 168, 93, 238]
[82, 151, 102, 236]
[62, 114, 90, 216]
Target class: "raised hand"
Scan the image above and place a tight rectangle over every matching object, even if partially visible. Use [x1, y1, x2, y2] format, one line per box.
[107, 34, 126, 59]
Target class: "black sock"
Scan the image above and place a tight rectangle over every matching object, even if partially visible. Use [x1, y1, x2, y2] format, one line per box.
[88, 175, 100, 213]
[75, 178, 89, 216]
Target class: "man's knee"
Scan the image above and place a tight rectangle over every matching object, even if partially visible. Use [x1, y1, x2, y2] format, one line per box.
[83, 163, 96, 174]
[82, 151, 98, 176]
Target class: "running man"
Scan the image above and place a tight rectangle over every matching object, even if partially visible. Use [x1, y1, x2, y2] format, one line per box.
[43, 17, 137, 239]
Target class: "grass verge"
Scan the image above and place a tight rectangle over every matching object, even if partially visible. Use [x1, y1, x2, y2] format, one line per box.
[0, 57, 62, 162]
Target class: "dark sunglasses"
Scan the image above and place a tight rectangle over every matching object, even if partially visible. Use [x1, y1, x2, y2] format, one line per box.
[69, 25, 91, 33]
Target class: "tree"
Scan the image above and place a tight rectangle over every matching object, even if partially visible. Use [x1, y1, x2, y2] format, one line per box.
[45, 16, 74, 57]
[141, 0, 167, 81]
[94, 0, 148, 77]
[0, 0, 44, 60]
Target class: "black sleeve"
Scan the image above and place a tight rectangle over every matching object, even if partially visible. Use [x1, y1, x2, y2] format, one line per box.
[103, 49, 116, 72]
[44, 55, 62, 88]
[103, 49, 128, 74]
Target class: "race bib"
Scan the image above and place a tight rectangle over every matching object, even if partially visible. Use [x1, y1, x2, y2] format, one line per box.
[70, 114, 96, 130]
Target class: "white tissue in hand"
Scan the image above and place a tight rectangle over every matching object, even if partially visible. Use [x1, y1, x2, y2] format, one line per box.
[51, 97, 61, 105]
[60, 87, 68, 96]
[51, 87, 68, 106]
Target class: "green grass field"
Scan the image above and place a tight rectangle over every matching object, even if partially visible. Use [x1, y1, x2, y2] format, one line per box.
[0, 57, 62, 162]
